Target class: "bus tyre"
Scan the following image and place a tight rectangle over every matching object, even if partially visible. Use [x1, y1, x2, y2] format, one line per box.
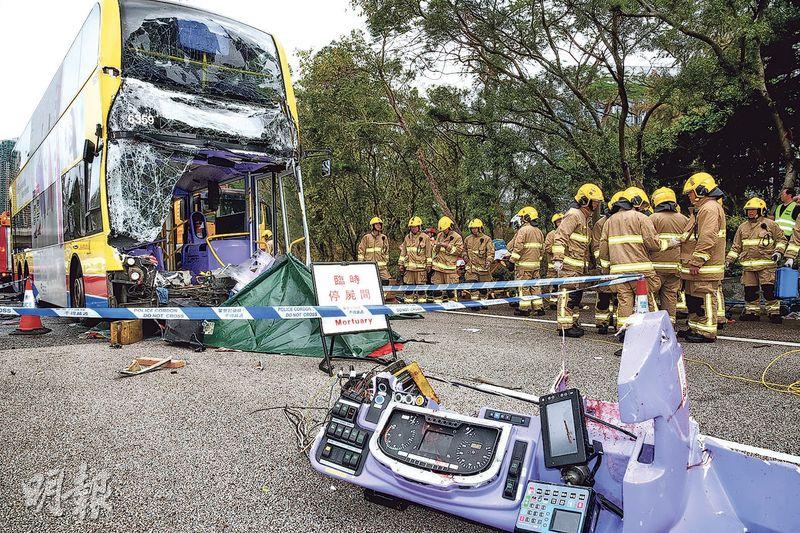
[71, 265, 85, 308]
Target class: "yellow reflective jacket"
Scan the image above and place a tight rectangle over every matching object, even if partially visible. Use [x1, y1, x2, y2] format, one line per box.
[553, 207, 591, 273]
[399, 232, 433, 271]
[357, 231, 390, 277]
[432, 231, 464, 273]
[599, 208, 662, 275]
[680, 197, 726, 281]
[650, 210, 689, 274]
[509, 224, 544, 272]
[726, 217, 786, 271]
[464, 233, 496, 274]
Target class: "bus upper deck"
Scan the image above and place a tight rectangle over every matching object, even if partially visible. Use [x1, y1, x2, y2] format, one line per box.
[9, 0, 311, 308]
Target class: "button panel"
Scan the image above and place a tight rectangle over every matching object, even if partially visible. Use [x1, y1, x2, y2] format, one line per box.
[484, 409, 531, 427]
[318, 395, 372, 475]
[514, 481, 593, 532]
[502, 440, 528, 500]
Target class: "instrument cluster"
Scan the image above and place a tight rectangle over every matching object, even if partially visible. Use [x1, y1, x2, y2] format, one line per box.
[378, 407, 501, 475]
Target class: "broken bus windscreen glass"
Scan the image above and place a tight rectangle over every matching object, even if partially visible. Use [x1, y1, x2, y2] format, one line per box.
[120, 0, 285, 107]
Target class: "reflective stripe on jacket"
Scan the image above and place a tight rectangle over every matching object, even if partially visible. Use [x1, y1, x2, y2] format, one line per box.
[650, 210, 689, 274]
[510, 224, 544, 271]
[599, 208, 662, 275]
[786, 215, 800, 260]
[399, 232, 433, 271]
[553, 207, 591, 272]
[357, 232, 390, 268]
[680, 197, 726, 281]
[464, 233, 496, 273]
[432, 231, 464, 272]
[726, 217, 786, 271]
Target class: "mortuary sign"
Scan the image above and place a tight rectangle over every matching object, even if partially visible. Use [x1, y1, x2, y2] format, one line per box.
[311, 262, 388, 335]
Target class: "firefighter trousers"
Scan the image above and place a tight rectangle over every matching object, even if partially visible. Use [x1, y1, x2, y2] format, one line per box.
[684, 280, 720, 340]
[431, 270, 458, 302]
[616, 272, 661, 327]
[556, 270, 584, 330]
[465, 271, 492, 300]
[741, 269, 779, 317]
[516, 269, 542, 311]
[594, 287, 615, 327]
[655, 271, 681, 323]
[403, 270, 428, 302]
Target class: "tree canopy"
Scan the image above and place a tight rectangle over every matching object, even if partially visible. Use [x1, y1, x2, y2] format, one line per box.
[296, 0, 799, 263]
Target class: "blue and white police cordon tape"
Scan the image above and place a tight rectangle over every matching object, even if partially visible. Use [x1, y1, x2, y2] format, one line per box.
[384, 273, 634, 292]
[0, 274, 640, 321]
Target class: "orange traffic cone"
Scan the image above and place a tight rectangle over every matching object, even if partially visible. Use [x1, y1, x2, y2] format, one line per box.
[10, 278, 51, 336]
[635, 278, 649, 315]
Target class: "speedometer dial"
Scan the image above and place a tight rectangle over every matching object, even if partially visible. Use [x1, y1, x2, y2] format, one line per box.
[454, 439, 494, 470]
[383, 423, 418, 451]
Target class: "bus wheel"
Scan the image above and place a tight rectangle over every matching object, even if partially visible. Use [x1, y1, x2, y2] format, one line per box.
[70, 261, 86, 308]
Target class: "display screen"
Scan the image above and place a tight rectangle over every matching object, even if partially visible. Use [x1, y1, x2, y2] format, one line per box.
[546, 399, 578, 457]
[551, 508, 582, 533]
[418, 431, 453, 456]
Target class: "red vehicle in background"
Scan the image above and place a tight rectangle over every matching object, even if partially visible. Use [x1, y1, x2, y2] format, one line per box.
[0, 212, 12, 286]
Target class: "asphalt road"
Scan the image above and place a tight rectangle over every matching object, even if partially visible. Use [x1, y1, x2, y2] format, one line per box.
[0, 309, 798, 532]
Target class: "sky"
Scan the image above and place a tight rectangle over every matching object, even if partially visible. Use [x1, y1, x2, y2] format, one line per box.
[0, 0, 365, 140]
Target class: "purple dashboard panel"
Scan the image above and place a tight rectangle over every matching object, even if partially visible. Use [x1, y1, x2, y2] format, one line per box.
[309, 312, 800, 532]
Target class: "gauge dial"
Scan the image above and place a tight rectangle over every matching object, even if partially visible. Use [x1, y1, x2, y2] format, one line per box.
[454, 439, 494, 470]
[383, 422, 418, 451]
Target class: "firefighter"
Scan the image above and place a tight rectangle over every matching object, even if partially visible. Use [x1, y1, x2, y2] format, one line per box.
[358, 216, 390, 285]
[398, 216, 433, 303]
[543, 213, 564, 309]
[725, 198, 787, 323]
[591, 195, 619, 334]
[675, 172, 727, 343]
[505, 214, 523, 304]
[509, 207, 545, 316]
[553, 183, 605, 337]
[464, 218, 495, 305]
[258, 229, 275, 255]
[649, 187, 689, 324]
[625, 186, 651, 214]
[432, 216, 463, 302]
[598, 190, 663, 333]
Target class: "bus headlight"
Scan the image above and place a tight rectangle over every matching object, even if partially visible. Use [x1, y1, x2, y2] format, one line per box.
[129, 270, 142, 282]
[126, 257, 136, 266]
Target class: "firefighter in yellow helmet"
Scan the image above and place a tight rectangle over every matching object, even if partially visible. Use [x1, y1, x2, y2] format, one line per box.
[649, 187, 689, 324]
[398, 216, 433, 302]
[675, 172, 727, 342]
[625, 186, 651, 213]
[464, 218, 496, 306]
[590, 193, 623, 334]
[598, 189, 663, 337]
[358, 216, 391, 284]
[553, 183, 604, 336]
[258, 228, 275, 255]
[543, 213, 564, 308]
[725, 198, 787, 323]
[431, 216, 463, 302]
[509, 206, 545, 316]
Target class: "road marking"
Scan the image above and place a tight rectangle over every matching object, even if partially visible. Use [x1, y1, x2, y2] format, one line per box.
[443, 310, 800, 348]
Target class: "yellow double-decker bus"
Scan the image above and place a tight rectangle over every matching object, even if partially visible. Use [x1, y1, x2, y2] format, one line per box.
[10, 0, 311, 308]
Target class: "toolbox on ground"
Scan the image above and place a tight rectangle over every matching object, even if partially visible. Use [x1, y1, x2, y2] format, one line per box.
[110, 320, 144, 345]
[776, 267, 799, 299]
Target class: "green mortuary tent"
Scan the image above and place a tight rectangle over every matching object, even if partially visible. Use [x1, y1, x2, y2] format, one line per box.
[205, 254, 401, 357]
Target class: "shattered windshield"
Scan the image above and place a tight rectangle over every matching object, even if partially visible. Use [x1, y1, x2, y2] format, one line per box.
[120, 0, 285, 106]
